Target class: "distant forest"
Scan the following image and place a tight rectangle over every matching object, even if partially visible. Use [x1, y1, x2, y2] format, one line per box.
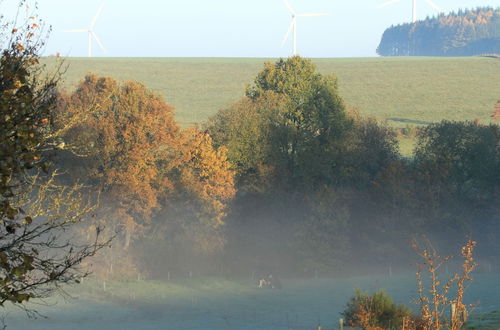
[377, 7, 500, 56]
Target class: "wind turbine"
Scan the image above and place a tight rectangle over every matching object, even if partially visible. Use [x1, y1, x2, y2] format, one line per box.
[281, 0, 328, 56]
[379, 0, 443, 23]
[63, 4, 106, 57]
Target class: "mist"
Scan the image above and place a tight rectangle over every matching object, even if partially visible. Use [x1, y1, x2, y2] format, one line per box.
[2, 2, 500, 329]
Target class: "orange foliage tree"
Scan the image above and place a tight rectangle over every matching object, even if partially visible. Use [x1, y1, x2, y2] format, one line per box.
[56, 75, 179, 248]
[159, 128, 236, 255]
[54, 75, 235, 276]
[492, 99, 500, 120]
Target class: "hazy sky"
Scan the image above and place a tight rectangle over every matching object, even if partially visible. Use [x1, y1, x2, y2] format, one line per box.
[3, 0, 499, 57]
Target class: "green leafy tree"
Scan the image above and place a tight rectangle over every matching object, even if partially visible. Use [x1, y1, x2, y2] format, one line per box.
[414, 121, 499, 200]
[207, 57, 404, 273]
[245, 56, 352, 189]
[206, 95, 280, 193]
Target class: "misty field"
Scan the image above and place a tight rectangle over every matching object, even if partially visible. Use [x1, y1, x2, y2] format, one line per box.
[45, 56, 500, 128]
[6, 272, 500, 329]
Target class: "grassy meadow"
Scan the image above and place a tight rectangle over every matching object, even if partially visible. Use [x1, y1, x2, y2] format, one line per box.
[6, 273, 500, 329]
[46, 57, 500, 129]
[16, 56, 498, 329]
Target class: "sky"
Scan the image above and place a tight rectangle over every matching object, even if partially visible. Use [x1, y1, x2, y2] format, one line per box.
[2, 0, 499, 58]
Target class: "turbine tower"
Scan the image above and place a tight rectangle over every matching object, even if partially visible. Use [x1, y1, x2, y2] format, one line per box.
[63, 3, 106, 57]
[379, 0, 443, 23]
[281, 0, 328, 56]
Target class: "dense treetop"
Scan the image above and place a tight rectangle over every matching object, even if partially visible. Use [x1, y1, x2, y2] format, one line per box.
[377, 7, 500, 56]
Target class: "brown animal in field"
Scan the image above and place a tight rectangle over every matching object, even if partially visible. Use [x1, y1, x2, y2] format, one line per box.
[258, 278, 270, 288]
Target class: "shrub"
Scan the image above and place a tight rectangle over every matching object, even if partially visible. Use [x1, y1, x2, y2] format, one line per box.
[342, 289, 414, 330]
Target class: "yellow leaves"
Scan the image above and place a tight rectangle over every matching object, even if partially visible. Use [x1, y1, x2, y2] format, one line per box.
[59, 74, 236, 251]
[16, 43, 24, 51]
[168, 127, 235, 230]
[59, 74, 182, 237]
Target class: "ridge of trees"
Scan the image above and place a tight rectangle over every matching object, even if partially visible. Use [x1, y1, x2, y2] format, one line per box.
[206, 57, 500, 275]
[377, 7, 500, 56]
[43, 57, 500, 279]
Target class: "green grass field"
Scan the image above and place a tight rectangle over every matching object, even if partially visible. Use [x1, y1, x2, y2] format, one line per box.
[6, 273, 500, 329]
[44, 56, 500, 129]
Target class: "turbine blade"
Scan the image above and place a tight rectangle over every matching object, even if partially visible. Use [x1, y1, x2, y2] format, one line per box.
[281, 19, 295, 47]
[90, 3, 105, 29]
[378, 0, 401, 8]
[297, 13, 329, 17]
[62, 29, 87, 33]
[91, 31, 106, 53]
[424, 0, 443, 12]
[282, 0, 295, 15]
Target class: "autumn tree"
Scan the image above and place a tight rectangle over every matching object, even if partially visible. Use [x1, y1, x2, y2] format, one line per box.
[0, 1, 106, 316]
[55, 75, 235, 277]
[55, 75, 180, 250]
[492, 99, 500, 120]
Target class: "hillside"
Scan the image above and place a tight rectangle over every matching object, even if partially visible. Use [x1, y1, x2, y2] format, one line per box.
[377, 7, 500, 57]
[45, 57, 500, 128]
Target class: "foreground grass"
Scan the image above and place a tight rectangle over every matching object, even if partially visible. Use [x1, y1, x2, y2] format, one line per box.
[45, 57, 500, 128]
[467, 310, 500, 329]
[5, 273, 500, 329]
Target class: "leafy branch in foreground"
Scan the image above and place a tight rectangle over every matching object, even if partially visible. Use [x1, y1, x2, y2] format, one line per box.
[0, 0, 110, 320]
[0, 174, 110, 312]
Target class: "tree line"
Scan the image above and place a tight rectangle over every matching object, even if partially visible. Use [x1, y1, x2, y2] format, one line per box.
[1, 6, 500, 320]
[204, 57, 500, 275]
[377, 7, 500, 56]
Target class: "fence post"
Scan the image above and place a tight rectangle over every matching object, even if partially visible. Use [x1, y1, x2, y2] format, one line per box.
[451, 302, 456, 327]
[339, 318, 344, 330]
